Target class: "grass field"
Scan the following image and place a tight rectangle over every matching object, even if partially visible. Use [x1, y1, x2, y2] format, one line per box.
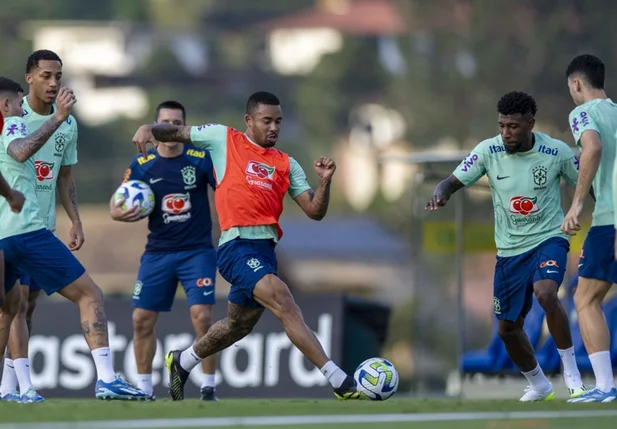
[0, 399, 617, 429]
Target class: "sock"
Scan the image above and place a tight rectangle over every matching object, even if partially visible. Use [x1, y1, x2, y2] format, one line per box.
[0, 358, 17, 395]
[137, 374, 153, 396]
[320, 361, 347, 389]
[558, 347, 580, 376]
[179, 346, 202, 372]
[201, 373, 216, 389]
[13, 358, 33, 393]
[521, 364, 551, 391]
[91, 347, 116, 383]
[589, 351, 616, 392]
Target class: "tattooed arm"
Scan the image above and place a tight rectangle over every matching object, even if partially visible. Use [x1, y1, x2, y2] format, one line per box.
[7, 87, 75, 163]
[132, 123, 227, 156]
[293, 157, 336, 221]
[7, 116, 64, 162]
[58, 166, 85, 250]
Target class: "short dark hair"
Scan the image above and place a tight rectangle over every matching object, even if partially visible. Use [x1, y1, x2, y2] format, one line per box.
[0, 77, 24, 95]
[155, 100, 186, 122]
[497, 91, 537, 117]
[26, 50, 63, 74]
[566, 54, 605, 89]
[246, 91, 280, 115]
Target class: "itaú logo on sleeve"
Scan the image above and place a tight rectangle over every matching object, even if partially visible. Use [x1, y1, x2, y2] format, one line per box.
[246, 161, 274, 190]
[161, 193, 192, 224]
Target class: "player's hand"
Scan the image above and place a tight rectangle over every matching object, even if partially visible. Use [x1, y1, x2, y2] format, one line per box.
[109, 198, 142, 222]
[314, 157, 336, 181]
[68, 220, 85, 251]
[7, 189, 25, 213]
[53, 88, 77, 122]
[561, 204, 583, 235]
[132, 125, 158, 156]
[425, 193, 448, 211]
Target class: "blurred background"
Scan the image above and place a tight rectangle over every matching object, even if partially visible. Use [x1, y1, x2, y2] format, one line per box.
[2, 0, 617, 398]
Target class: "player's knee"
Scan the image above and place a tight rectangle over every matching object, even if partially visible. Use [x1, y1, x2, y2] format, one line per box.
[498, 320, 522, 340]
[192, 310, 213, 331]
[3, 291, 21, 316]
[534, 282, 559, 310]
[17, 293, 29, 317]
[132, 310, 156, 337]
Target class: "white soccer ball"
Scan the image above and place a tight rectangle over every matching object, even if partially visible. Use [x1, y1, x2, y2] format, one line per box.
[113, 180, 155, 218]
[353, 357, 399, 400]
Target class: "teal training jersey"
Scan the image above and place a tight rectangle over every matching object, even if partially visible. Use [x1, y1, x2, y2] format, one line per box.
[568, 98, 617, 227]
[0, 116, 46, 239]
[22, 96, 78, 230]
[453, 132, 579, 257]
[189, 124, 311, 246]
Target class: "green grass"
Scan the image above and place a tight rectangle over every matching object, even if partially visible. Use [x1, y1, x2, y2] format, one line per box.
[0, 398, 616, 428]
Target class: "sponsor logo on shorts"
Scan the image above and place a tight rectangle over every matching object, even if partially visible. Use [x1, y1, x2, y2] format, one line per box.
[35, 160, 55, 182]
[162, 193, 192, 224]
[539, 260, 559, 269]
[196, 278, 213, 287]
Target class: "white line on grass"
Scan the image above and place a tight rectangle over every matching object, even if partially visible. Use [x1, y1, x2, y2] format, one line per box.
[1, 410, 617, 429]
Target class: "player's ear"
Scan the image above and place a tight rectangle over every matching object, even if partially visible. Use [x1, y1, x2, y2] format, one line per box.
[244, 113, 251, 127]
[528, 117, 536, 130]
[24, 73, 33, 86]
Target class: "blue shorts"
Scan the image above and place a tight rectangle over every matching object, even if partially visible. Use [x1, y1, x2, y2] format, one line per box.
[217, 238, 278, 308]
[19, 273, 41, 291]
[1, 228, 86, 295]
[578, 225, 617, 283]
[132, 248, 217, 312]
[493, 237, 569, 322]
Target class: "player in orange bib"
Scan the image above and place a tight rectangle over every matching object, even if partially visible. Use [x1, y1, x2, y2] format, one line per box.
[132, 91, 363, 400]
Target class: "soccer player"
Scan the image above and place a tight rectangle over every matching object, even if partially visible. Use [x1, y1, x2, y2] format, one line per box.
[110, 100, 220, 401]
[0, 76, 148, 401]
[426, 91, 586, 401]
[0, 50, 84, 403]
[132, 91, 363, 401]
[561, 54, 617, 403]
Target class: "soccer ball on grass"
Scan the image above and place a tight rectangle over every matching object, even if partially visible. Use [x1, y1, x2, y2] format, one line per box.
[353, 357, 399, 400]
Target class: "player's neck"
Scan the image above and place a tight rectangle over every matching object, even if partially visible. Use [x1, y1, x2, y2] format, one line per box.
[157, 143, 184, 158]
[581, 89, 608, 104]
[26, 94, 53, 116]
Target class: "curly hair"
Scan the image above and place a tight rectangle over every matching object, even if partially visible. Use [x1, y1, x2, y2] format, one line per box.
[497, 91, 537, 117]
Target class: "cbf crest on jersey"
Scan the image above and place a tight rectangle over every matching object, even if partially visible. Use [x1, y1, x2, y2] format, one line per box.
[532, 165, 548, 190]
[181, 166, 197, 189]
[54, 133, 66, 154]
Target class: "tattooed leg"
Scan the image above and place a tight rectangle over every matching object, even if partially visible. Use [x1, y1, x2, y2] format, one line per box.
[58, 273, 109, 349]
[192, 302, 264, 359]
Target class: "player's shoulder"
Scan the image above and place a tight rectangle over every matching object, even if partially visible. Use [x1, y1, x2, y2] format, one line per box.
[184, 145, 208, 159]
[2, 115, 27, 137]
[473, 135, 502, 154]
[536, 133, 575, 157]
[132, 149, 157, 168]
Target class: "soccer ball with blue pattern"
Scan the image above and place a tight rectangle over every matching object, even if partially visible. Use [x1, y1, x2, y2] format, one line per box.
[113, 180, 155, 219]
[354, 357, 399, 400]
